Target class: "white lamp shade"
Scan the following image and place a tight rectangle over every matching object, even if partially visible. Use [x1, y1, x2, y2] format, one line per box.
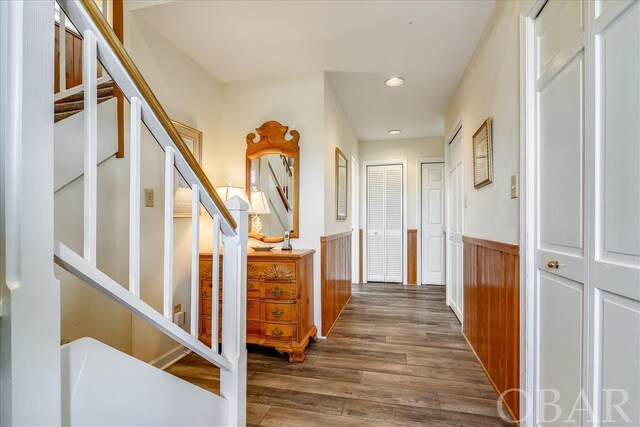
[215, 185, 254, 213]
[251, 191, 271, 215]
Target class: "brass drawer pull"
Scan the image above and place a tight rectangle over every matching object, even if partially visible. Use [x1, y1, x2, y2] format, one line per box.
[270, 287, 284, 297]
[271, 307, 284, 317]
[547, 260, 560, 269]
[271, 327, 283, 338]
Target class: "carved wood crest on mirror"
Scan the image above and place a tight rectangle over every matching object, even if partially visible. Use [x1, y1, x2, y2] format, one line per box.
[246, 121, 300, 243]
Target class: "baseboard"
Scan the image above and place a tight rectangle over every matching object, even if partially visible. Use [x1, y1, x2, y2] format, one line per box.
[149, 344, 188, 370]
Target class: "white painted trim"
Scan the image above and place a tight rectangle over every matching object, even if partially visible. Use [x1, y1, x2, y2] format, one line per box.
[1, 2, 62, 422]
[212, 214, 221, 350]
[361, 159, 409, 285]
[444, 115, 463, 311]
[190, 185, 200, 338]
[520, 1, 549, 424]
[351, 155, 360, 284]
[150, 345, 188, 370]
[58, 12, 66, 92]
[128, 97, 141, 296]
[82, 30, 97, 264]
[415, 157, 445, 286]
[163, 147, 175, 319]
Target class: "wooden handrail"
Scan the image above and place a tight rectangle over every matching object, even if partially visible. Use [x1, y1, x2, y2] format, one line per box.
[73, 0, 236, 230]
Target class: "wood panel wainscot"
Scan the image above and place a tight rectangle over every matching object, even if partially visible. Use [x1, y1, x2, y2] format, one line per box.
[199, 249, 317, 362]
[407, 229, 417, 285]
[462, 236, 520, 421]
[321, 231, 352, 336]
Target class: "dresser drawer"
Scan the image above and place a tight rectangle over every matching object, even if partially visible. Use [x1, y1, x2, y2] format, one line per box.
[246, 300, 262, 320]
[263, 282, 298, 300]
[264, 323, 295, 343]
[250, 262, 297, 280]
[265, 301, 295, 322]
[247, 281, 261, 299]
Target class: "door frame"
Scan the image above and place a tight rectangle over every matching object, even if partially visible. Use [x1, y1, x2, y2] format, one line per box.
[351, 155, 359, 284]
[444, 114, 464, 312]
[416, 157, 445, 286]
[519, 0, 555, 423]
[361, 159, 408, 284]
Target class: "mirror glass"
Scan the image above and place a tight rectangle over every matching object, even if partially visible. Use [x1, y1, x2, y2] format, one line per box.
[336, 148, 347, 220]
[246, 121, 299, 243]
[249, 154, 296, 237]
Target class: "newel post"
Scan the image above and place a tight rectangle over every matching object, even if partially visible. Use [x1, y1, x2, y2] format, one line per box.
[0, 1, 61, 425]
[220, 196, 248, 426]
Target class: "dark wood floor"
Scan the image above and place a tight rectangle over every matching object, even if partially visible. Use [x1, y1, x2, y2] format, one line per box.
[167, 283, 513, 426]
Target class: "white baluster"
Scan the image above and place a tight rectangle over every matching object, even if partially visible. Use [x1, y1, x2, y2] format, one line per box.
[102, 0, 110, 24]
[220, 196, 248, 426]
[163, 147, 175, 319]
[212, 214, 221, 351]
[58, 11, 66, 92]
[128, 97, 141, 296]
[190, 185, 200, 337]
[83, 30, 97, 264]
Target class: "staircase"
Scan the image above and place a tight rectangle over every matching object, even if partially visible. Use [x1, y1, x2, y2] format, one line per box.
[54, 79, 114, 122]
[1, 1, 248, 425]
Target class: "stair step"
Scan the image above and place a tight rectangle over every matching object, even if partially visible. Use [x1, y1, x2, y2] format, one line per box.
[54, 95, 115, 123]
[57, 85, 114, 103]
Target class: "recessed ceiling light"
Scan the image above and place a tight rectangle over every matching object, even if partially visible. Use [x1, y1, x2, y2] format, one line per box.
[385, 77, 405, 87]
[388, 129, 402, 135]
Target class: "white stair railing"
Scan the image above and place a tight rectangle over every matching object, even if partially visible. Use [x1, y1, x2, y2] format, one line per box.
[52, 1, 248, 425]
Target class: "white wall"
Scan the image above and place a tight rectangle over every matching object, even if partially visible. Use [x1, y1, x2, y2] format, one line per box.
[323, 76, 359, 236]
[219, 71, 327, 330]
[358, 137, 444, 230]
[444, 1, 521, 244]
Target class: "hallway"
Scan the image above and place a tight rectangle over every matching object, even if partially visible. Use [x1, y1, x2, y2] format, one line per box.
[168, 284, 512, 426]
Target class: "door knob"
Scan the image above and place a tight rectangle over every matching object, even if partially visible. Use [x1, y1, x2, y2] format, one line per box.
[547, 260, 560, 269]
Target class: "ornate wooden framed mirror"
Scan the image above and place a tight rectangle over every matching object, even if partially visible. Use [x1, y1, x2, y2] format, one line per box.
[246, 121, 300, 243]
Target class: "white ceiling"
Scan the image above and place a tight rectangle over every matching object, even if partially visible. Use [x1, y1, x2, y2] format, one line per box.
[134, 1, 494, 140]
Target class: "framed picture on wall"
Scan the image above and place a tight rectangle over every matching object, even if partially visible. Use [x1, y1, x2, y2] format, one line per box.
[335, 148, 348, 220]
[472, 117, 493, 189]
[172, 120, 203, 217]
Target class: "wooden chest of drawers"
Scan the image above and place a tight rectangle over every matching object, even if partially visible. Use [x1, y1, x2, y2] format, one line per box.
[199, 249, 316, 362]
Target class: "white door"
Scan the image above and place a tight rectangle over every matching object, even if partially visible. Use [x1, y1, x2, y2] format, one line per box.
[367, 164, 403, 283]
[421, 163, 445, 285]
[534, 2, 587, 424]
[589, 1, 639, 424]
[447, 130, 463, 321]
[532, 1, 639, 425]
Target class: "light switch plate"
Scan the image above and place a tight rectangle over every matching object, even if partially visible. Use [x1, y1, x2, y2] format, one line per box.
[510, 174, 519, 199]
[144, 189, 154, 207]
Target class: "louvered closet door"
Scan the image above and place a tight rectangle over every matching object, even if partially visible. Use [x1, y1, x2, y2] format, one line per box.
[367, 164, 403, 283]
[367, 166, 385, 282]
